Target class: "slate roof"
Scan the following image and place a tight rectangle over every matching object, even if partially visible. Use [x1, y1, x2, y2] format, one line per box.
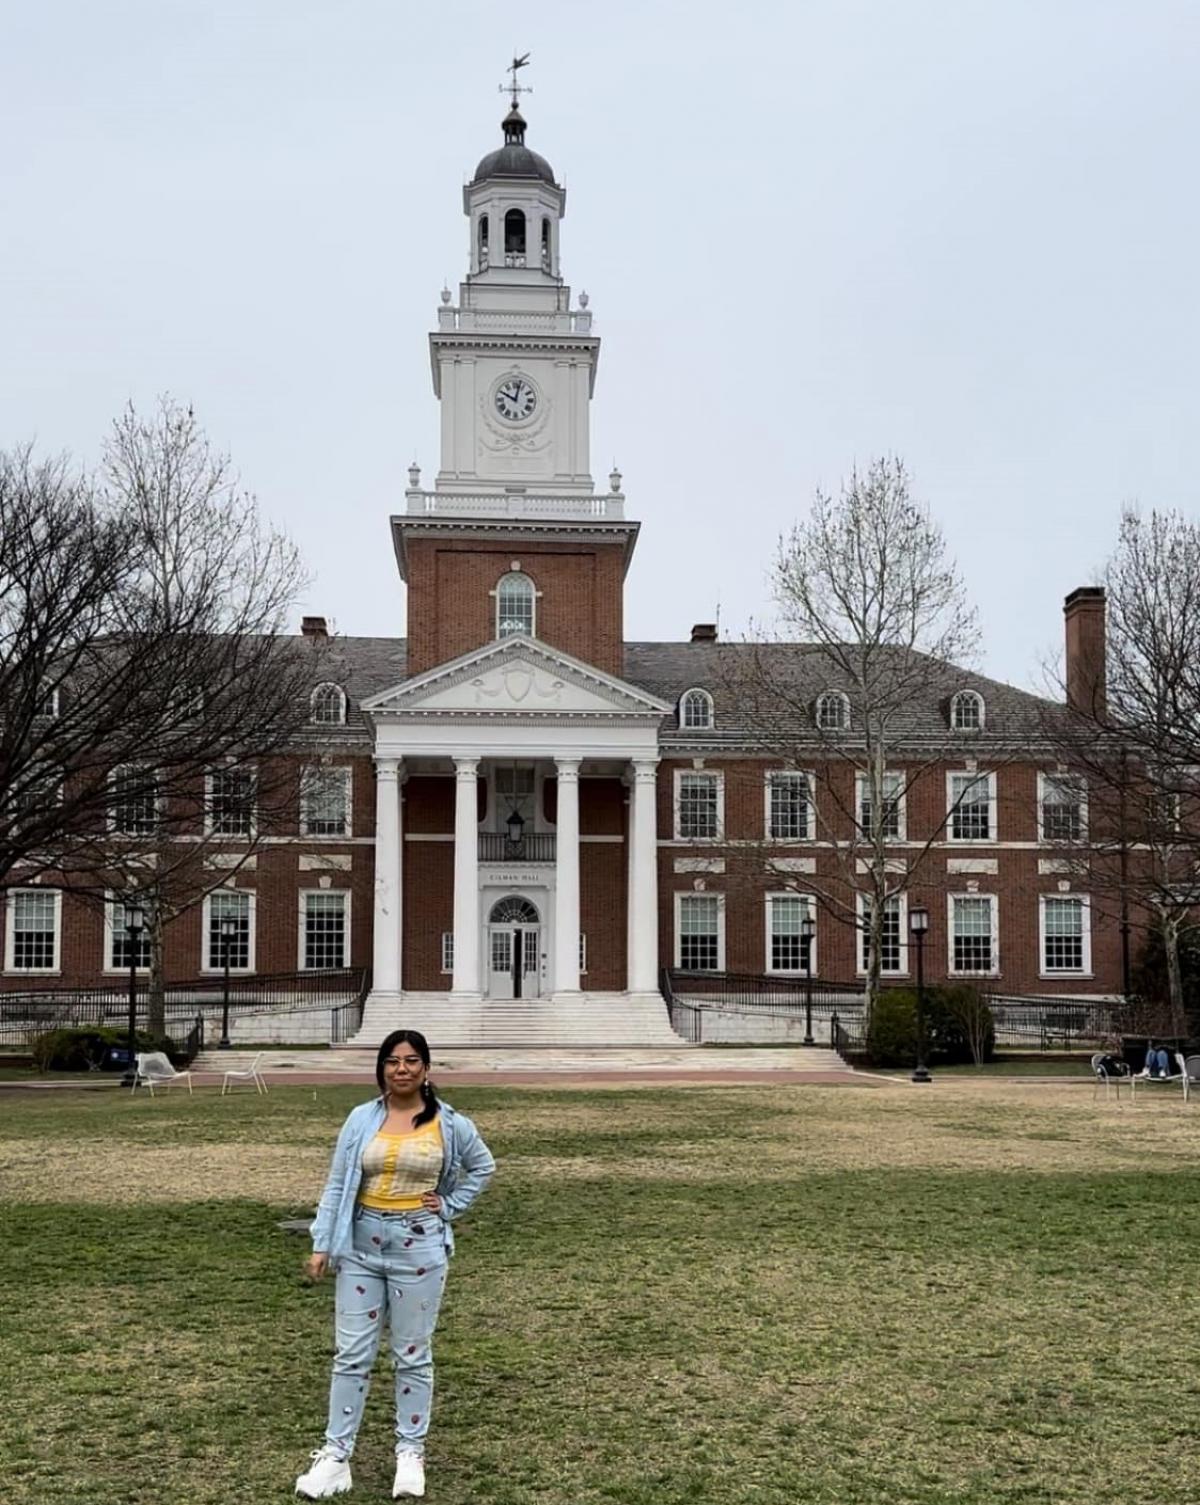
[302, 635, 1063, 749]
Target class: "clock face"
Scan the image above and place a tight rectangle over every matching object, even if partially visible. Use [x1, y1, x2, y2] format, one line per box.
[494, 376, 538, 423]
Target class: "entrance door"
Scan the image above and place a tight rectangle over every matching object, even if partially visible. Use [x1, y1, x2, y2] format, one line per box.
[487, 897, 542, 1000]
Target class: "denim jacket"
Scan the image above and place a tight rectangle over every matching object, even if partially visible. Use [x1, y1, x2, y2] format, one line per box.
[310, 1097, 495, 1261]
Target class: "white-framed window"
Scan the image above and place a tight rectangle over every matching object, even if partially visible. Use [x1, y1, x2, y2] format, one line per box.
[109, 765, 159, 836]
[11, 767, 64, 830]
[951, 690, 984, 731]
[679, 689, 714, 731]
[495, 571, 536, 638]
[4, 888, 61, 973]
[816, 692, 849, 731]
[300, 890, 349, 970]
[104, 894, 152, 973]
[35, 686, 60, 719]
[310, 683, 347, 726]
[765, 770, 812, 841]
[207, 766, 256, 838]
[1039, 772, 1087, 843]
[857, 892, 908, 975]
[203, 888, 254, 972]
[301, 766, 352, 837]
[948, 771, 996, 842]
[857, 771, 905, 841]
[441, 933, 454, 973]
[765, 893, 816, 975]
[675, 770, 723, 841]
[1040, 895, 1091, 976]
[949, 894, 999, 976]
[675, 892, 725, 971]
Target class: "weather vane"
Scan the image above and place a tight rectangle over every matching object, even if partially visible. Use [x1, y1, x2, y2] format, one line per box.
[499, 52, 532, 110]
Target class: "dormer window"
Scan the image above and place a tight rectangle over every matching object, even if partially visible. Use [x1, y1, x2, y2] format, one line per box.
[951, 690, 984, 731]
[680, 689, 714, 731]
[496, 572, 535, 638]
[816, 692, 849, 731]
[310, 683, 347, 726]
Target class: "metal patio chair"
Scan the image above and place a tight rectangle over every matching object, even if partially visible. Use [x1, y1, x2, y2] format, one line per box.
[220, 1052, 269, 1096]
[133, 1051, 194, 1096]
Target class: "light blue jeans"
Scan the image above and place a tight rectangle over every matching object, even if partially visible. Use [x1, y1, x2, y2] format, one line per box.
[324, 1207, 449, 1459]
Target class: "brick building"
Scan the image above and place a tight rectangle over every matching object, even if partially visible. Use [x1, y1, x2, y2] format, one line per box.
[1, 106, 1120, 1042]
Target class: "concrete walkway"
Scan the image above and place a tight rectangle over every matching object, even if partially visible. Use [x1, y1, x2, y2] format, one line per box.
[186, 1043, 861, 1087]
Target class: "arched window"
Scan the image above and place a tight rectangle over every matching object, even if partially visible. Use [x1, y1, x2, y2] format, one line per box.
[496, 572, 535, 638]
[816, 692, 849, 731]
[504, 208, 526, 263]
[478, 214, 489, 266]
[951, 690, 984, 731]
[680, 688, 714, 730]
[489, 895, 539, 925]
[541, 216, 551, 267]
[310, 683, 347, 725]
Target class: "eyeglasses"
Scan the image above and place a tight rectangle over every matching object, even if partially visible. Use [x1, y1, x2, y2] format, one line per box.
[384, 1055, 423, 1069]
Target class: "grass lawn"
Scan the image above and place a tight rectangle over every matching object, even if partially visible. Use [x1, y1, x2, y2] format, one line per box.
[1, 1079, 1196, 1505]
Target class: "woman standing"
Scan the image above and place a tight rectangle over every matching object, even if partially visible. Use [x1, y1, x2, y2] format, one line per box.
[296, 1029, 495, 1500]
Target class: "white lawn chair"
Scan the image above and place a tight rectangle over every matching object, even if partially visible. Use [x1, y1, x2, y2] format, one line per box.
[1090, 1052, 1129, 1101]
[221, 1052, 269, 1096]
[134, 1051, 194, 1096]
[1130, 1051, 1190, 1104]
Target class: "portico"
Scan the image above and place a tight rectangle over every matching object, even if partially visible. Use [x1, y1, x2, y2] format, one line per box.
[362, 636, 668, 1009]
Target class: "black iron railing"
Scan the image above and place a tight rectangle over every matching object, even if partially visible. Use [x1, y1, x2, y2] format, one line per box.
[659, 967, 702, 1043]
[0, 968, 368, 1047]
[478, 832, 557, 863]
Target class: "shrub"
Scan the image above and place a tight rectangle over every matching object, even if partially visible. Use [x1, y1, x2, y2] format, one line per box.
[866, 990, 918, 1066]
[31, 1026, 177, 1073]
[866, 986, 996, 1066]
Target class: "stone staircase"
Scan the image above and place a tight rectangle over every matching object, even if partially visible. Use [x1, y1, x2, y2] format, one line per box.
[344, 991, 688, 1049]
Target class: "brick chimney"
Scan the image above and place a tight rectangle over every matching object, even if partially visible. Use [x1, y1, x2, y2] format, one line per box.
[301, 615, 328, 639]
[690, 623, 718, 643]
[1063, 587, 1106, 717]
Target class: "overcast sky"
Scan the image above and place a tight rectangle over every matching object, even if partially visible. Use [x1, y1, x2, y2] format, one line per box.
[3, 1, 1197, 692]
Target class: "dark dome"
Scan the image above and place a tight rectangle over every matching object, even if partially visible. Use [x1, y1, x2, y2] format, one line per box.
[471, 107, 557, 186]
[472, 143, 557, 185]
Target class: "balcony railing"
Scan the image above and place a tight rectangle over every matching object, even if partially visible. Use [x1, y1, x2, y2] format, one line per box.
[404, 488, 624, 520]
[478, 832, 557, 863]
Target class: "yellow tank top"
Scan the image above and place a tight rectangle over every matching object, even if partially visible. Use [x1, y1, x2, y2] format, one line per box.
[358, 1117, 444, 1211]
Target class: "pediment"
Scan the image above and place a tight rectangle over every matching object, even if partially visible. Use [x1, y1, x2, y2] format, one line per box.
[363, 637, 670, 718]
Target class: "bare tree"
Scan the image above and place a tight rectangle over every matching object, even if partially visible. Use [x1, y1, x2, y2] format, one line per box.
[1044, 509, 1200, 1036]
[0, 399, 326, 1028]
[730, 457, 981, 1009]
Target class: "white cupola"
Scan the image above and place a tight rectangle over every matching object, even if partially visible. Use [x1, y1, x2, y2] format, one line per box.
[463, 107, 566, 280]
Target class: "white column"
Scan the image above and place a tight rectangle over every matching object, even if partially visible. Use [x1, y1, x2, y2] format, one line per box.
[372, 757, 402, 996]
[554, 757, 581, 995]
[451, 757, 480, 998]
[627, 758, 660, 993]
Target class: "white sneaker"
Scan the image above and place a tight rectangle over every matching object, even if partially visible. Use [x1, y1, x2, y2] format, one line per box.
[393, 1447, 426, 1498]
[296, 1445, 352, 1498]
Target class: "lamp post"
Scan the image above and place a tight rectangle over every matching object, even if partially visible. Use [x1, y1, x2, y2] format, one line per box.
[909, 904, 931, 1084]
[122, 901, 145, 1088]
[801, 911, 816, 1045]
[219, 915, 237, 1049]
[506, 807, 526, 849]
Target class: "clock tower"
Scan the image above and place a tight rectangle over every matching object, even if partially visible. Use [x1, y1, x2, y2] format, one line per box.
[430, 104, 599, 495]
[394, 99, 636, 678]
